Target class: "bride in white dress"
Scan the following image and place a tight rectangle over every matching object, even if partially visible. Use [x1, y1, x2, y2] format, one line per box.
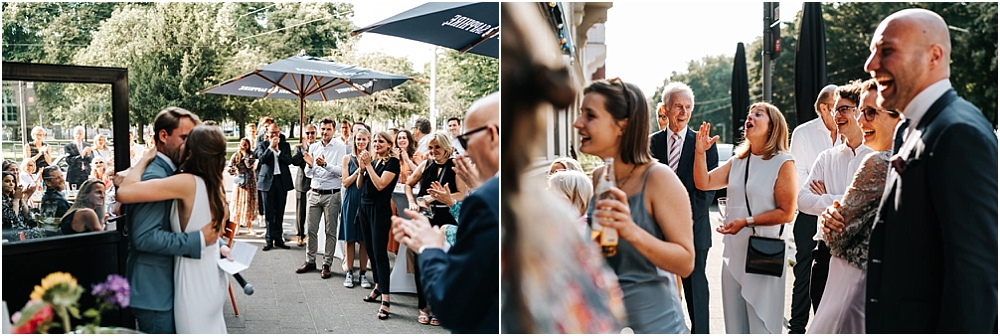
[118, 125, 230, 333]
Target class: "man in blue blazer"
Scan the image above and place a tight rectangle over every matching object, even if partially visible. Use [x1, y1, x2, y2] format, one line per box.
[125, 107, 220, 333]
[256, 123, 294, 250]
[825, 9, 997, 333]
[649, 83, 717, 334]
[392, 93, 499, 333]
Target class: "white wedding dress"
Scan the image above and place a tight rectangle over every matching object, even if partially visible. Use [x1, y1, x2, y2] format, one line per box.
[172, 176, 228, 334]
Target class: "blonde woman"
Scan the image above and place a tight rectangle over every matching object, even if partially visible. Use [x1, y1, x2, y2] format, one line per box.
[547, 157, 584, 176]
[92, 134, 112, 163]
[692, 102, 797, 334]
[547, 170, 593, 236]
[341, 128, 372, 289]
[357, 131, 401, 320]
[24, 126, 52, 169]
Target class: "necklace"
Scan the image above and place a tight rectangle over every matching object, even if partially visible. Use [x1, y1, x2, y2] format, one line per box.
[616, 163, 639, 188]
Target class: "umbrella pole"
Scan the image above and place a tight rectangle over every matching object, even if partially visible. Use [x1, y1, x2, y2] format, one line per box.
[299, 95, 305, 141]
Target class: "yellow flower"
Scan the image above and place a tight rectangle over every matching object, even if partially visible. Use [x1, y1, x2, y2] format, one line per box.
[29, 272, 79, 302]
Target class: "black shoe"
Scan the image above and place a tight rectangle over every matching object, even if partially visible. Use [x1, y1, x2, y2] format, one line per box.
[262, 245, 273, 251]
[274, 242, 291, 249]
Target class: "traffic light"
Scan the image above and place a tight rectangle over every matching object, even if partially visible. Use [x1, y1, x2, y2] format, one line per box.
[767, 2, 781, 60]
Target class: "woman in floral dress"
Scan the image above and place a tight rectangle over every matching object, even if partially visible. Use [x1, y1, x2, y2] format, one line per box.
[229, 138, 258, 235]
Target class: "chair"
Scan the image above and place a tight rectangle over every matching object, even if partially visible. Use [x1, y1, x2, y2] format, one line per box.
[224, 220, 240, 316]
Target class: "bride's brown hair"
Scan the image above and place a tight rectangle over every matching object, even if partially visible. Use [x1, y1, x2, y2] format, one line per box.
[179, 125, 228, 232]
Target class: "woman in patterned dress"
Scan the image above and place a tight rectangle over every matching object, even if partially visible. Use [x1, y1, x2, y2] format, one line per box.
[229, 138, 258, 235]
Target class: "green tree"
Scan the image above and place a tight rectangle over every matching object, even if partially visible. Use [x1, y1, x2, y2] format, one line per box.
[432, 49, 500, 122]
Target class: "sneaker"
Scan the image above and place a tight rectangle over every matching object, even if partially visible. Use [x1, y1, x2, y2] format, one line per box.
[360, 274, 372, 288]
[343, 272, 355, 288]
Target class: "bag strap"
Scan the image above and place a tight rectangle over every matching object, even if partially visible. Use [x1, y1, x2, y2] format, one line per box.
[744, 157, 785, 238]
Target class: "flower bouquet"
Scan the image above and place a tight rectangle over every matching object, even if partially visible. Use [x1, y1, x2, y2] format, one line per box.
[11, 273, 130, 334]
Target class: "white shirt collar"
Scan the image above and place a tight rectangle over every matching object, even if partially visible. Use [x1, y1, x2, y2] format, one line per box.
[155, 151, 177, 172]
[902, 79, 951, 137]
[666, 126, 688, 144]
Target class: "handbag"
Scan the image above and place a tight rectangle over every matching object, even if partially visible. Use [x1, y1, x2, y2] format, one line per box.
[233, 173, 247, 186]
[742, 158, 786, 277]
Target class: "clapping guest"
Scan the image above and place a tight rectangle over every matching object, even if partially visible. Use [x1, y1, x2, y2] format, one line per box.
[65, 126, 94, 187]
[19, 159, 41, 193]
[24, 126, 52, 169]
[59, 179, 106, 234]
[396, 130, 424, 184]
[90, 159, 113, 187]
[230, 138, 258, 235]
[341, 128, 373, 289]
[692, 102, 797, 334]
[3, 172, 43, 241]
[357, 131, 401, 320]
[92, 134, 112, 163]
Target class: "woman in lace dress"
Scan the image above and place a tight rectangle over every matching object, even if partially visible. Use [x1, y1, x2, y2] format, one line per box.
[809, 81, 901, 333]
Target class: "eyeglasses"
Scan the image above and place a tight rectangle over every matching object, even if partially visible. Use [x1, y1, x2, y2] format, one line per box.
[858, 107, 882, 121]
[305, 131, 316, 135]
[608, 77, 633, 115]
[833, 105, 859, 116]
[456, 124, 493, 149]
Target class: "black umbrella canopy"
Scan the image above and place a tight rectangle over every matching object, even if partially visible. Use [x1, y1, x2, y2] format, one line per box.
[199, 54, 411, 101]
[793, 2, 828, 128]
[732, 42, 750, 144]
[351, 2, 499, 58]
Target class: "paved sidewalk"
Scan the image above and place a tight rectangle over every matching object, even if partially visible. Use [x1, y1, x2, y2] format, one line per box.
[221, 167, 449, 334]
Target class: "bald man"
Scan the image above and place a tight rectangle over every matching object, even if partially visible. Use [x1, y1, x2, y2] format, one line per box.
[391, 93, 499, 333]
[848, 8, 997, 333]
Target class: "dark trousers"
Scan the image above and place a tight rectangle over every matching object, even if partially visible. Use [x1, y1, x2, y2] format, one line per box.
[257, 190, 266, 216]
[810, 241, 831, 311]
[682, 248, 710, 333]
[789, 213, 818, 333]
[359, 203, 391, 294]
[262, 185, 288, 246]
[132, 307, 175, 334]
[295, 190, 307, 238]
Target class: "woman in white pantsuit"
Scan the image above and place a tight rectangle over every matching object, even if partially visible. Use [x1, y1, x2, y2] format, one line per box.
[692, 102, 798, 333]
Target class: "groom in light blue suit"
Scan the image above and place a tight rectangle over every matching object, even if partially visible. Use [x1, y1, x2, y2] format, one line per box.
[124, 107, 220, 333]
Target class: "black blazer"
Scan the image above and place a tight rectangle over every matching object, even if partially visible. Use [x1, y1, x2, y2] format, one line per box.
[64, 141, 93, 184]
[290, 144, 311, 192]
[418, 176, 499, 333]
[650, 128, 718, 250]
[867, 89, 998, 333]
[255, 136, 294, 192]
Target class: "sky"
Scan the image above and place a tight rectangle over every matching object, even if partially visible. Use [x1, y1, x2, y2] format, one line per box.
[604, 1, 805, 98]
[350, 1, 435, 69]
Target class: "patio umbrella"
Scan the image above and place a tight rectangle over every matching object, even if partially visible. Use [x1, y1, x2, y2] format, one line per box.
[731, 42, 751, 145]
[793, 2, 828, 128]
[199, 53, 412, 139]
[351, 2, 499, 58]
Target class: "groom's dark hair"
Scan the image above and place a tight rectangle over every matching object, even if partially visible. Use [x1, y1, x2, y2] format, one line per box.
[153, 107, 202, 146]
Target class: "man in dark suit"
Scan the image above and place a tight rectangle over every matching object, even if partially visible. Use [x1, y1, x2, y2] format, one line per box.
[64, 126, 93, 187]
[649, 83, 717, 334]
[290, 124, 316, 246]
[124, 107, 220, 333]
[256, 123, 294, 251]
[392, 93, 499, 333]
[825, 9, 997, 333]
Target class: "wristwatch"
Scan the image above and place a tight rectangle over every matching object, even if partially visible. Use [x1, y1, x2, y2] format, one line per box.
[745, 216, 756, 229]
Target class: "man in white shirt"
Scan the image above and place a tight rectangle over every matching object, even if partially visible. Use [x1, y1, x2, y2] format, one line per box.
[413, 117, 432, 155]
[797, 82, 871, 333]
[447, 117, 466, 155]
[295, 117, 347, 281]
[787, 84, 838, 333]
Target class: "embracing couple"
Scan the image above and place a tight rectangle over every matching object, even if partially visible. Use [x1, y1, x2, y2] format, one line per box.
[114, 107, 230, 333]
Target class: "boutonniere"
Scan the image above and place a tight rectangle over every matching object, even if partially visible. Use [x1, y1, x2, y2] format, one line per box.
[890, 154, 906, 174]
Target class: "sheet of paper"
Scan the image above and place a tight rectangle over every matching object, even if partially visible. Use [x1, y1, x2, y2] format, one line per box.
[217, 241, 257, 275]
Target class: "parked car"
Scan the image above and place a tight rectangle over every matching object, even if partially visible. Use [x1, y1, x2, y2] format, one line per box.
[714, 143, 733, 201]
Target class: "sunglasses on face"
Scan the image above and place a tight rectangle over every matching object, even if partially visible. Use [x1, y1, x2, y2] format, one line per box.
[457, 125, 493, 149]
[305, 131, 316, 135]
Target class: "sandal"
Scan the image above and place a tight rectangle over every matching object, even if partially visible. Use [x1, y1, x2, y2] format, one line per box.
[429, 316, 440, 326]
[377, 301, 390, 320]
[417, 309, 430, 324]
[362, 289, 382, 303]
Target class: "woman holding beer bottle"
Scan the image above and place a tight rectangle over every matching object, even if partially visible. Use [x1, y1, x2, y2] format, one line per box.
[576, 78, 695, 333]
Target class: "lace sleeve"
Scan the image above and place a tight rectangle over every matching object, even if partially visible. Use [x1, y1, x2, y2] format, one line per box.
[826, 150, 892, 269]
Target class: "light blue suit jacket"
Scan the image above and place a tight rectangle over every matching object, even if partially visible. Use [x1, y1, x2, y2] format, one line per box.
[125, 155, 202, 311]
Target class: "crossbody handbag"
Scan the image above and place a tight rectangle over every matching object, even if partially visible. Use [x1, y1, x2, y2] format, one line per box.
[743, 158, 786, 277]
